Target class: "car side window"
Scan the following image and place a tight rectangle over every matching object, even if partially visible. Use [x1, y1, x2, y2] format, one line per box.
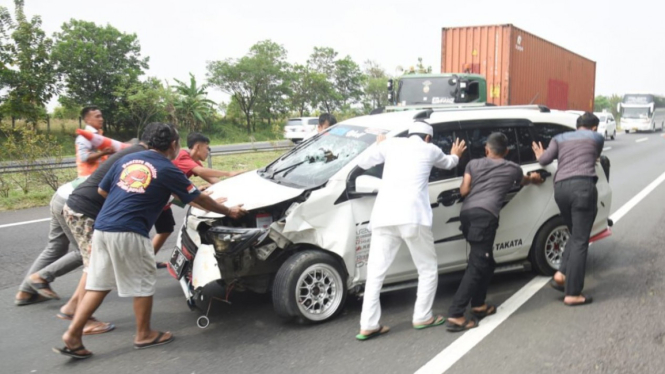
[516, 127, 537, 164]
[466, 126, 519, 164]
[429, 130, 459, 182]
[532, 123, 574, 149]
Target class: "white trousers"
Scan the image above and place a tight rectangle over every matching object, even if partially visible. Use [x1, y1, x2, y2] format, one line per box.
[359, 224, 438, 330]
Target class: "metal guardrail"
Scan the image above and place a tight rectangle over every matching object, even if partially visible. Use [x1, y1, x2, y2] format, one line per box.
[0, 144, 293, 175]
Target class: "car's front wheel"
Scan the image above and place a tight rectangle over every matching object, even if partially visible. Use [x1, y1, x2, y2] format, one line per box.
[272, 250, 348, 323]
[530, 217, 570, 276]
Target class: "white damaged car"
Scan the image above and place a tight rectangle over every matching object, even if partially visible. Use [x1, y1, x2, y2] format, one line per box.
[168, 105, 613, 327]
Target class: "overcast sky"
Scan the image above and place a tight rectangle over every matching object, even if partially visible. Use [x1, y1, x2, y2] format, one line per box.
[5, 0, 665, 109]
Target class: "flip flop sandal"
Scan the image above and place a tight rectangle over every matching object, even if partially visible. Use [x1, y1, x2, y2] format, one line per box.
[446, 315, 479, 333]
[53, 345, 93, 359]
[471, 304, 497, 319]
[134, 332, 175, 350]
[14, 293, 49, 306]
[84, 322, 115, 336]
[414, 315, 446, 330]
[549, 279, 565, 293]
[564, 295, 593, 307]
[356, 325, 390, 341]
[28, 281, 60, 300]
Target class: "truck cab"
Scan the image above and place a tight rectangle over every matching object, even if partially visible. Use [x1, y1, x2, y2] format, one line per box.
[384, 73, 487, 112]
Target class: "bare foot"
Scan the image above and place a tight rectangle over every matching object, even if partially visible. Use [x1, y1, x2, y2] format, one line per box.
[15, 290, 34, 302]
[564, 295, 591, 305]
[553, 271, 565, 285]
[134, 330, 173, 346]
[62, 331, 91, 356]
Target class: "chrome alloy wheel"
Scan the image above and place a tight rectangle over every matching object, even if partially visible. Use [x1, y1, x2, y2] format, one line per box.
[545, 225, 570, 269]
[296, 264, 344, 321]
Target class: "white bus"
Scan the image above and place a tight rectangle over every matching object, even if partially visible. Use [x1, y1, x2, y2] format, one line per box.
[618, 93, 665, 133]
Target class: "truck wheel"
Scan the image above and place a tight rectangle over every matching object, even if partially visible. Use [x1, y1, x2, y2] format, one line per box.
[272, 250, 347, 323]
[529, 217, 570, 276]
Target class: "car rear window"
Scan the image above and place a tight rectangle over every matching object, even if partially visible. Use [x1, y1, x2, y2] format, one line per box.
[287, 119, 303, 126]
[307, 119, 318, 125]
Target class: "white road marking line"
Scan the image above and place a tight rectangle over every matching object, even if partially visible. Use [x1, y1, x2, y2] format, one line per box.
[416, 170, 665, 374]
[636, 137, 648, 143]
[610, 170, 665, 225]
[603, 147, 612, 151]
[0, 217, 50, 229]
[415, 276, 549, 374]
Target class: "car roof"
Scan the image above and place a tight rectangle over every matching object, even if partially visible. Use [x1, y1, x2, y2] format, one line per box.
[340, 106, 578, 135]
[593, 112, 610, 116]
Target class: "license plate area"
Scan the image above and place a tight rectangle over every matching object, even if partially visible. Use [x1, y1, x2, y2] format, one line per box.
[169, 247, 188, 279]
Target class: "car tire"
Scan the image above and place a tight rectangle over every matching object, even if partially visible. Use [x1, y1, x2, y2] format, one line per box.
[529, 216, 570, 276]
[604, 131, 608, 140]
[611, 130, 616, 140]
[625, 129, 630, 134]
[272, 250, 348, 323]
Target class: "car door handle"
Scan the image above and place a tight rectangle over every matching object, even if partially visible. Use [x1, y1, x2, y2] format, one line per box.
[437, 189, 462, 207]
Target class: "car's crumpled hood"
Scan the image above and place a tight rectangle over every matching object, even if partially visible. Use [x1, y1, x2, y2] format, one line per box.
[189, 170, 305, 219]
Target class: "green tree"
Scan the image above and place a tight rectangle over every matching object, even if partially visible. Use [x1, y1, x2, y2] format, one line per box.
[289, 64, 327, 116]
[0, 5, 15, 99]
[0, 0, 57, 125]
[251, 41, 291, 132]
[362, 60, 389, 112]
[52, 19, 149, 133]
[398, 57, 432, 75]
[207, 40, 289, 134]
[307, 46, 363, 113]
[172, 73, 215, 131]
[116, 77, 167, 137]
[52, 104, 80, 119]
[608, 94, 622, 122]
[594, 95, 610, 112]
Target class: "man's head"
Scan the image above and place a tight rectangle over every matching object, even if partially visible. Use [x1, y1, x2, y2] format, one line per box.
[577, 112, 599, 131]
[318, 113, 337, 133]
[408, 121, 434, 143]
[142, 122, 180, 160]
[485, 132, 509, 158]
[187, 132, 211, 162]
[81, 106, 103, 130]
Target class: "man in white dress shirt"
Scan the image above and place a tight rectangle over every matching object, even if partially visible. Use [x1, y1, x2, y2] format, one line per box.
[355, 121, 466, 340]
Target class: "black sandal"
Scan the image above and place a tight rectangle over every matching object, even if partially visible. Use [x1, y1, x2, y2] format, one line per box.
[28, 281, 60, 300]
[446, 315, 479, 333]
[53, 345, 93, 359]
[471, 304, 496, 319]
[134, 331, 175, 349]
[549, 279, 565, 293]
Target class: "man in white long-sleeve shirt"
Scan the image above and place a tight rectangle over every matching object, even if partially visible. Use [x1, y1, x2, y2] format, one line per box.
[355, 121, 466, 341]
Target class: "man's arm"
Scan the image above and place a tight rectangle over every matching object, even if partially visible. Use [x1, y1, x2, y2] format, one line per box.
[191, 167, 243, 184]
[97, 188, 108, 199]
[192, 194, 246, 219]
[356, 137, 386, 170]
[433, 138, 466, 170]
[533, 138, 558, 166]
[77, 137, 113, 163]
[459, 173, 472, 197]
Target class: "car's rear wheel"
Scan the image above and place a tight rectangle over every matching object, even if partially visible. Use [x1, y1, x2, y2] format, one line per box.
[625, 129, 630, 134]
[272, 250, 347, 323]
[530, 217, 570, 276]
[611, 130, 616, 140]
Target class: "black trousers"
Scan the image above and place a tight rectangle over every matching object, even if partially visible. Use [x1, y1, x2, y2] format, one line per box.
[554, 177, 598, 296]
[448, 208, 498, 318]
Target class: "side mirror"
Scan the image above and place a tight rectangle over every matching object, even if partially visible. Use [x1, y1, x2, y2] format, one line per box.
[355, 175, 382, 194]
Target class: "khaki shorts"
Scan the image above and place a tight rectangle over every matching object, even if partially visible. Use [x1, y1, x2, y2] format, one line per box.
[86, 230, 156, 297]
[63, 204, 95, 270]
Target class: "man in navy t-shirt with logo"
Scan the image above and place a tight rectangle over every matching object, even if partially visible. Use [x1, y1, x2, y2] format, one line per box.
[55, 123, 246, 359]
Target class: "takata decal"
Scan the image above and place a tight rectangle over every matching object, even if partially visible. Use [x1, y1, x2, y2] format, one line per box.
[117, 159, 157, 193]
[494, 238, 523, 251]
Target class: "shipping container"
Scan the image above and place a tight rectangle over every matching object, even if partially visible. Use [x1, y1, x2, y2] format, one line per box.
[441, 24, 596, 111]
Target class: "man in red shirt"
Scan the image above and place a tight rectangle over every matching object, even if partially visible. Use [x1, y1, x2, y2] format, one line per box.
[152, 132, 244, 253]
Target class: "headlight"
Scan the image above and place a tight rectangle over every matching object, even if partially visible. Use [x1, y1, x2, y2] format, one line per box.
[204, 227, 268, 255]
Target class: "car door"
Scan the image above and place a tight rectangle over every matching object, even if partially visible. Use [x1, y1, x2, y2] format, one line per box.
[427, 122, 469, 273]
[461, 119, 544, 263]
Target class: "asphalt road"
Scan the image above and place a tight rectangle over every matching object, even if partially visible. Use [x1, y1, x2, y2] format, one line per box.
[1, 131, 664, 374]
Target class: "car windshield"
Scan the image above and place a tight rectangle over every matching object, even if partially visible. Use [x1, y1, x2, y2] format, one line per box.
[622, 107, 649, 119]
[397, 77, 456, 105]
[286, 119, 303, 126]
[260, 125, 388, 188]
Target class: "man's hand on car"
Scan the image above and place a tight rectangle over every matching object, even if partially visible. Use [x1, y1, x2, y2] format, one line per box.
[227, 205, 247, 219]
[376, 134, 387, 144]
[529, 172, 544, 185]
[532, 141, 545, 160]
[100, 147, 115, 155]
[451, 138, 467, 158]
